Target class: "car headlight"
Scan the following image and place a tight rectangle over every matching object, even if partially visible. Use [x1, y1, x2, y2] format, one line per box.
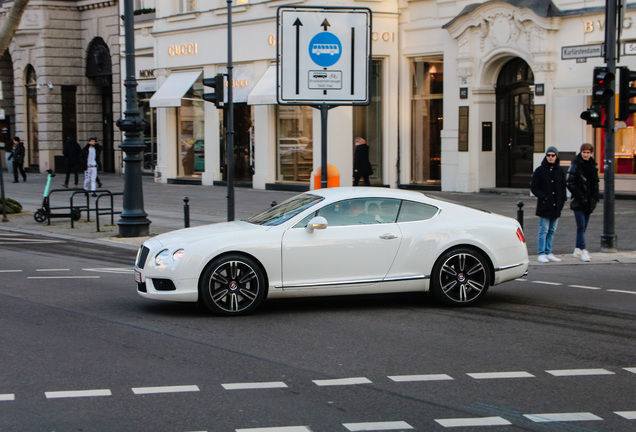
[155, 249, 170, 266]
[154, 248, 186, 266]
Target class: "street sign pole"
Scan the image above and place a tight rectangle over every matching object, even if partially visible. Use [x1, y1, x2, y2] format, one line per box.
[601, 0, 618, 251]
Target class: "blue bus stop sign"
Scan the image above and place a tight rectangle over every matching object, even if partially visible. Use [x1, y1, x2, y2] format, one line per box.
[309, 32, 342, 67]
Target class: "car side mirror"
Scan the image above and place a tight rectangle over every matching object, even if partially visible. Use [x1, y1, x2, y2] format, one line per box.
[306, 216, 328, 233]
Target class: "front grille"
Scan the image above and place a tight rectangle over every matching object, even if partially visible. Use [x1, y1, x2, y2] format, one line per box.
[153, 278, 176, 291]
[136, 246, 150, 269]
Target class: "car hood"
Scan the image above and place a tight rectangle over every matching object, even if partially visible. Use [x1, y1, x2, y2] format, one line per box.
[150, 220, 266, 248]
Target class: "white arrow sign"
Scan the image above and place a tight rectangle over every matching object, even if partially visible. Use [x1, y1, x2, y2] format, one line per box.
[277, 6, 371, 105]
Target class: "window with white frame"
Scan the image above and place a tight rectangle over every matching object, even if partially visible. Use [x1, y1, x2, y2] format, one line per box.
[178, 0, 197, 13]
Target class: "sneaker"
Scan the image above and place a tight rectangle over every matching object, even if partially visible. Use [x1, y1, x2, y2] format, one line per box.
[573, 248, 582, 258]
[581, 250, 591, 262]
[546, 254, 562, 262]
[537, 254, 549, 263]
[62, 183, 68, 188]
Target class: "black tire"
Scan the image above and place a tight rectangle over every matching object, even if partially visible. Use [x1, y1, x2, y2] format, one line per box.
[199, 254, 266, 316]
[430, 247, 490, 306]
[34, 209, 47, 223]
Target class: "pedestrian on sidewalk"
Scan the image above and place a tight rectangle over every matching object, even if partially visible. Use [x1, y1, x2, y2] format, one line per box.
[62, 137, 82, 188]
[353, 136, 372, 186]
[566, 143, 599, 262]
[82, 137, 102, 196]
[8, 136, 27, 183]
[531, 146, 567, 263]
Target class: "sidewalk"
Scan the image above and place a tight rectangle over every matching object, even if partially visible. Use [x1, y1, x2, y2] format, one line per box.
[2, 172, 636, 265]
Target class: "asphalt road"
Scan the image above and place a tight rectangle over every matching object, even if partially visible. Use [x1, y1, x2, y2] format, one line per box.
[1, 233, 635, 432]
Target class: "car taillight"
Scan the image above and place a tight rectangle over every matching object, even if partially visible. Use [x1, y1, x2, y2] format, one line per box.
[516, 228, 526, 243]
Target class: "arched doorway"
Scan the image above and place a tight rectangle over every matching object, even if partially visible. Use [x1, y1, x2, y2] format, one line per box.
[496, 58, 534, 188]
[86, 37, 114, 172]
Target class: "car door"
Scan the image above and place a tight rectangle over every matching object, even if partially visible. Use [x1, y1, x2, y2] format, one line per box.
[281, 198, 402, 288]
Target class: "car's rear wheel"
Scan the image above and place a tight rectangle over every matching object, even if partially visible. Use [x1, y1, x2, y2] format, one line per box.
[430, 248, 490, 306]
[199, 254, 266, 316]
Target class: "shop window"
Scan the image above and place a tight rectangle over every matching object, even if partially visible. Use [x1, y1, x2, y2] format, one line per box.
[177, 83, 204, 178]
[276, 105, 313, 182]
[353, 59, 383, 184]
[411, 58, 443, 184]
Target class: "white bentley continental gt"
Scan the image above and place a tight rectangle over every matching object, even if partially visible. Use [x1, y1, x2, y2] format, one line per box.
[134, 187, 529, 316]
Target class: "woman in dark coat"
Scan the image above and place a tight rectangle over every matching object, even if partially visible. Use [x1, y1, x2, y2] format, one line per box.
[8, 136, 27, 183]
[353, 137, 373, 186]
[566, 143, 600, 262]
[530, 146, 567, 263]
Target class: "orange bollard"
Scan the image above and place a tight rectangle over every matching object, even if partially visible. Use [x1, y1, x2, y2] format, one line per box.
[313, 165, 340, 189]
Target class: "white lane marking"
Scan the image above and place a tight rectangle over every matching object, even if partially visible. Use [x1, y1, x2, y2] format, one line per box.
[0, 239, 64, 244]
[236, 427, 312, 432]
[27, 276, 100, 279]
[546, 368, 614, 377]
[531, 281, 563, 286]
[36, 268, 70, 272]
[624, 367, 636, 374]
[0, 270, 22, 273]
[388, 374, 453, 382]
[523, 412, 602, 422]
[434, 416, 511, 427]
[0, 394, 15, 401]
[343, 421, 413, 431]
[569, 284, 601, 290]
[467, 371, 535, 379]
[83, 267, 134, 274]
[313, 377, 372, 386]
[131, 385, 200, 395]
[45, 389, 111, 399]
[615, 411, 636, 419]
[222, 381, 288, 390]
[608, 289, 636, 295]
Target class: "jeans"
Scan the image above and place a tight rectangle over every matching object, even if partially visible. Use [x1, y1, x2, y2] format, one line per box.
[573, 210, 590, 249]
[538, 217, 559, 255]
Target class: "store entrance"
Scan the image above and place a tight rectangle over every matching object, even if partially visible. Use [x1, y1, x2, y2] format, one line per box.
[496, 58, 535, 188]
[221, 103, 253, 183]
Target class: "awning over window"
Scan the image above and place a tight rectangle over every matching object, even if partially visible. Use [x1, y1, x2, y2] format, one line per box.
[150, 71, 201, 108]
[247, 66, 277, 105]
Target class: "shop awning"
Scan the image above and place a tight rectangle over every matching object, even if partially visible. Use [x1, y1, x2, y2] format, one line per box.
[150, 70, 201, 108]
[247, 65, 277, 105]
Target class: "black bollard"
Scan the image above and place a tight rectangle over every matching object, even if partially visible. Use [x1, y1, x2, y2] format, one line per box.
[184, 197, 190, 228]
[517, 200, 524, 229]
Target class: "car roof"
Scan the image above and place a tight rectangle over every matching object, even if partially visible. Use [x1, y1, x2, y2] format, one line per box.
[308, 187, 428, 202]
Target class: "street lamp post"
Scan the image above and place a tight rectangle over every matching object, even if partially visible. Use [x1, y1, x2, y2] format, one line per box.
[116, 0, 151, 237]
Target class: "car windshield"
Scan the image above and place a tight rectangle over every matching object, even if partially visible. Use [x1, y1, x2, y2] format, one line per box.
[245, 193, 324, 226]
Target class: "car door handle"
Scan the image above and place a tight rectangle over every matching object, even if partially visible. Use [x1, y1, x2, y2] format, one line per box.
[379, 234, 398, 240]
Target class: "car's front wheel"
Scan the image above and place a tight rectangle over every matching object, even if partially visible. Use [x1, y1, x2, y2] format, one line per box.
[430, 248, 490, 306]
[199, 254, 266, 316]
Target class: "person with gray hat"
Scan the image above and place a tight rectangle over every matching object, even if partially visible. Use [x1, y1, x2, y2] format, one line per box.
[531, 146, 567, 263]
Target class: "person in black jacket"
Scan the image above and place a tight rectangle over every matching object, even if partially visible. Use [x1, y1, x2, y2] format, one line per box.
[531, 146, 567, 263]
[8, 136, 27, 183]
[62, 137, 82, 188]
[566, 143, 600, 262]
[353, 137, 373, 186]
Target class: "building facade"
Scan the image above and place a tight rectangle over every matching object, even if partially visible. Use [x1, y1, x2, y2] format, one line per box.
[0, 0, 121, 175]
[141, 0, 636, 194]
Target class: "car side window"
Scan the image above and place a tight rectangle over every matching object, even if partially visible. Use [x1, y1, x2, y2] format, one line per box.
[316, 198, 399, 226]
[396, 200, 439, 222]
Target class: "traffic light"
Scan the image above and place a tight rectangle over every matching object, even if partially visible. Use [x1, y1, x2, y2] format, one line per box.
[203, 73, 225, 108]
[617, 66, 636, 121]
[592, 66, 614, 105]
[580, 104, 603, 128]
[581, 67, 614, 128]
